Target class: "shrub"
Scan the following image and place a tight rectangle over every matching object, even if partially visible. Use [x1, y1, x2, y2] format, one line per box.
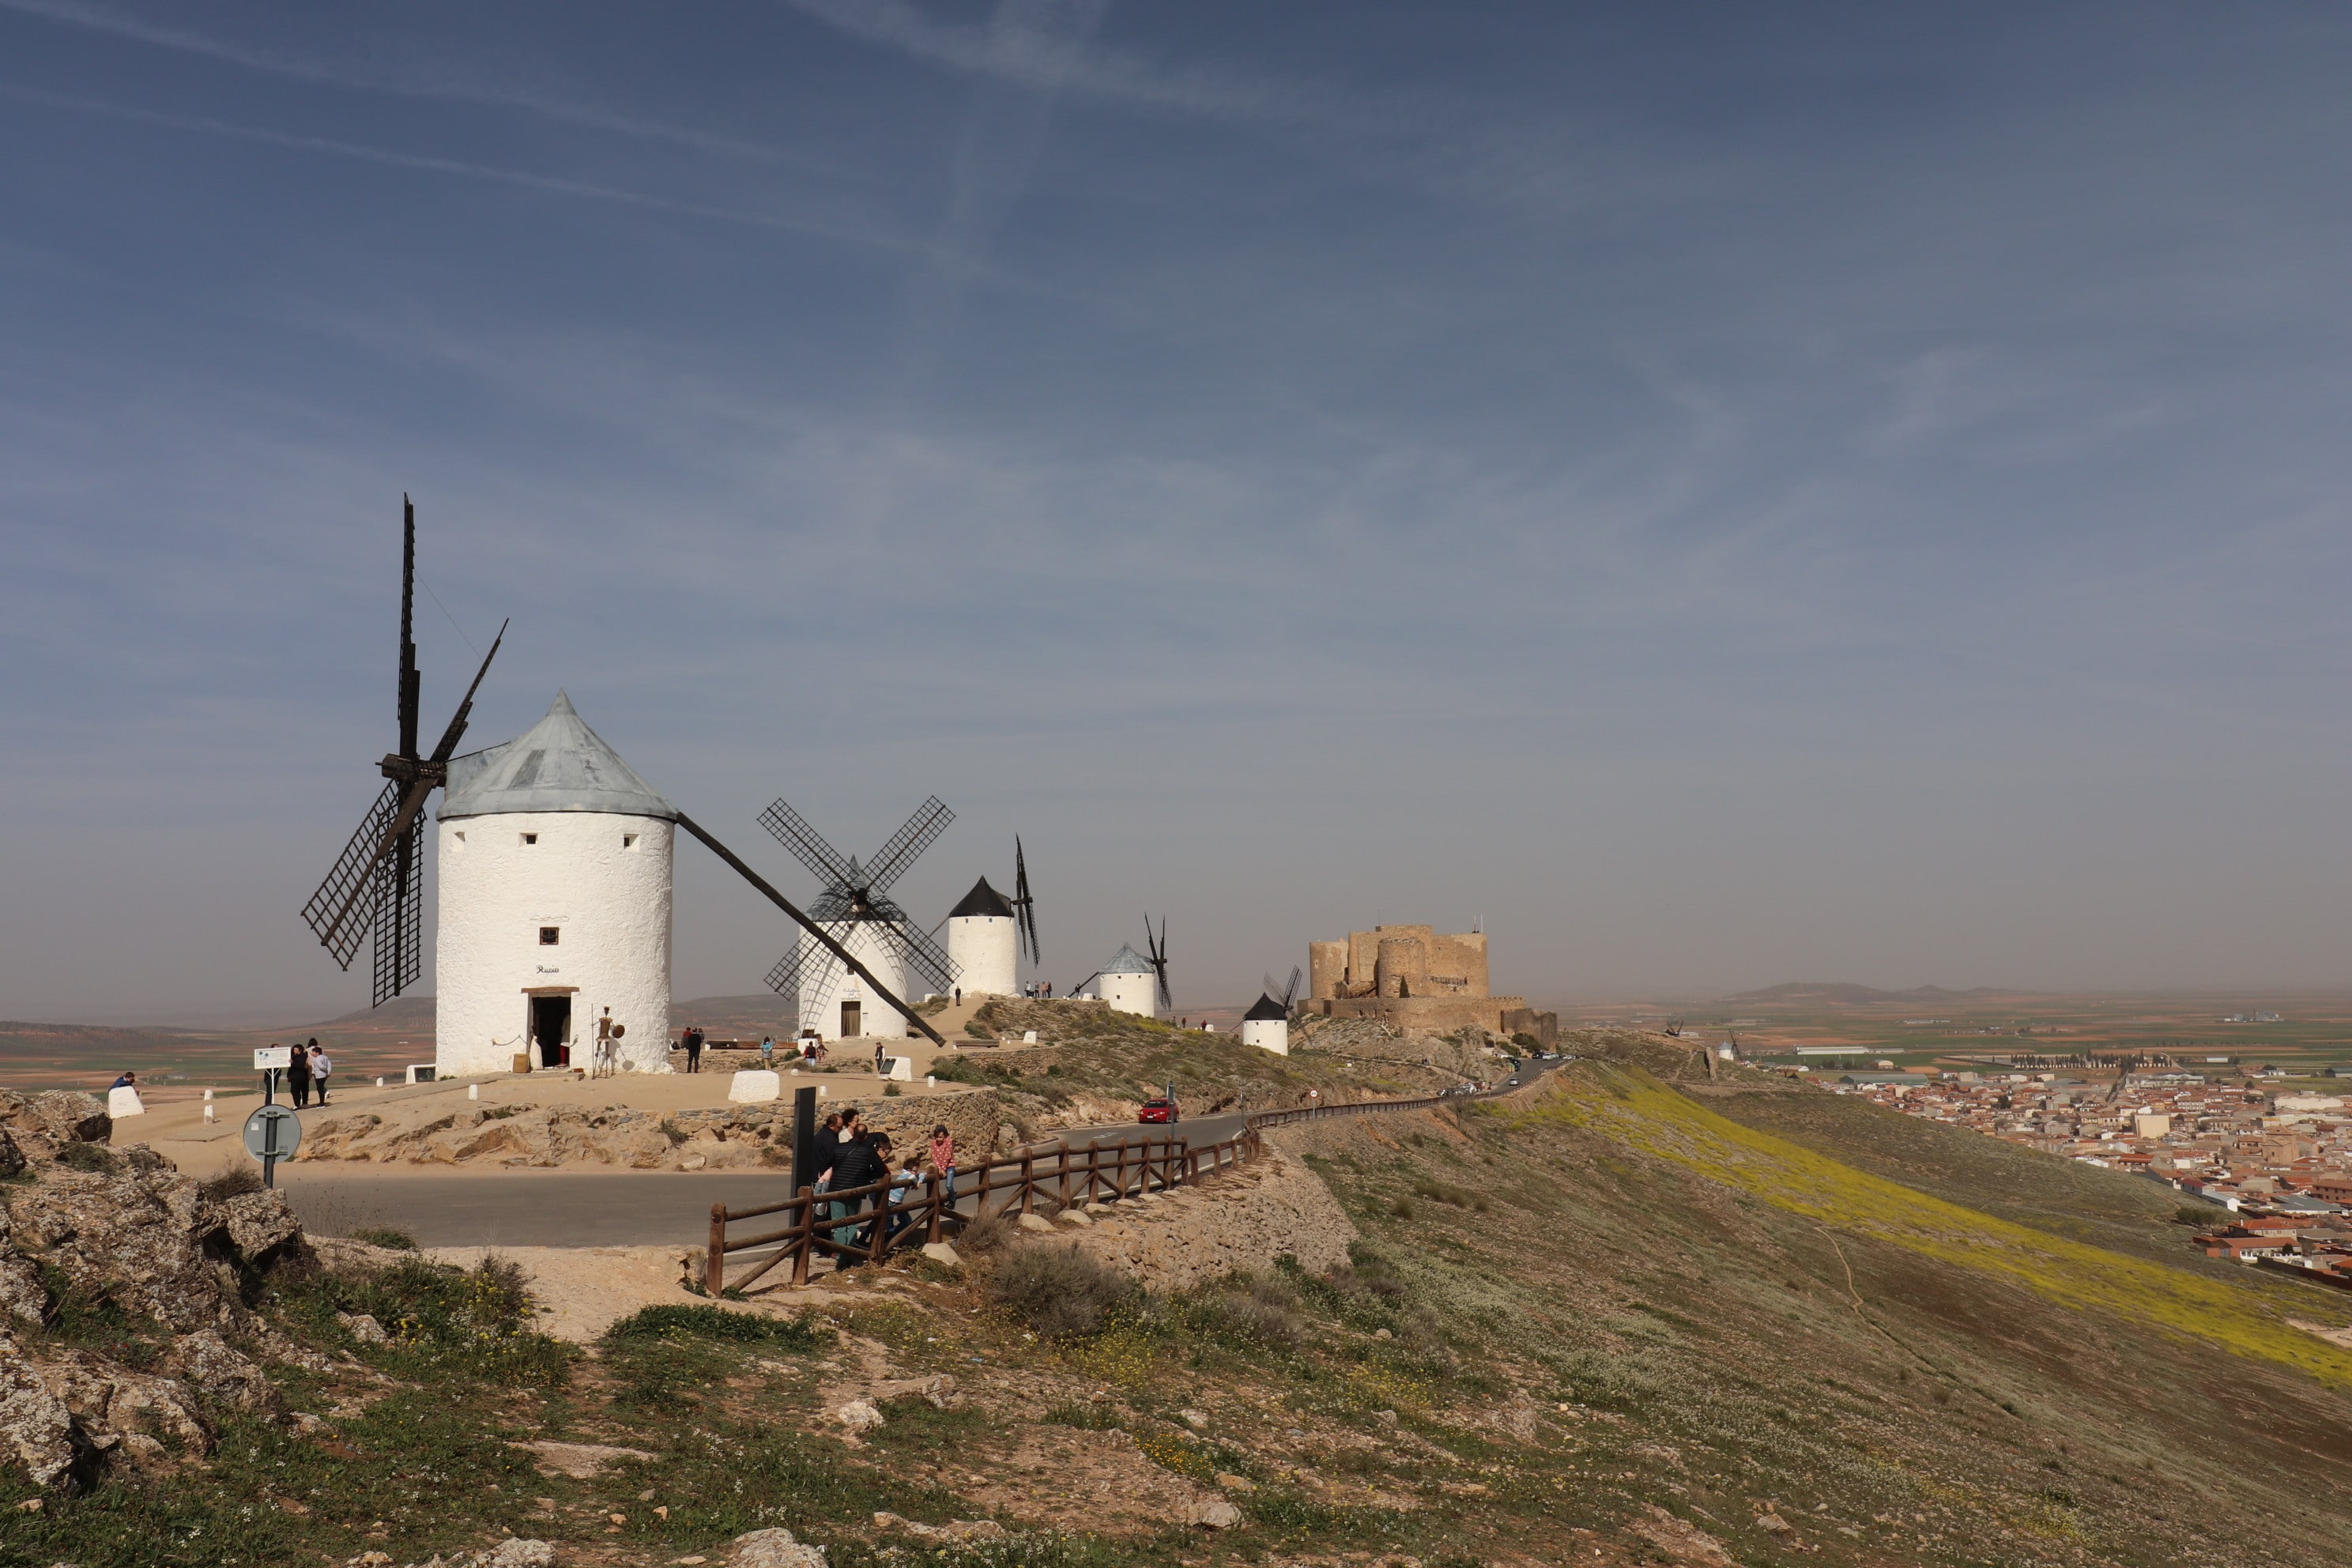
[277, 1253, 571, 1386]
[351, 1226, 419, 1250]
[2172, 1205, 2219, 1227]
[986, 1243, 1136, 1340]
[1410, 1176, 1491, 1212]
[957, 1206, 1012, 1254]
[883, 1084, 902, 1097]
[57, 1142, 118, 1174]
[605, 1302, 832, 1350]
[198, 1166, 265, 1201]
[1191, 1277, 1302, 1348]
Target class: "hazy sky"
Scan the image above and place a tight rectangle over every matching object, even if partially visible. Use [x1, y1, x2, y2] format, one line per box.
[6, 2, 2352, 1023]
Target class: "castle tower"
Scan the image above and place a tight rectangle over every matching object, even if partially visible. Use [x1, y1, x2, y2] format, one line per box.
[434, 692, 675, 1078]
[1240, 993, 1290, 1055]
[1096, 943, 1159, 1017]
[945, 876, 1017, 999]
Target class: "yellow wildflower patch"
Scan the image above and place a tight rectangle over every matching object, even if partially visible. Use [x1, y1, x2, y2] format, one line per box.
[1503, 1071, 2352, 1387]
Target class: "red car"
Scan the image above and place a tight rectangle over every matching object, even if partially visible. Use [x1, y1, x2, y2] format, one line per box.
[1137, 1097, 1181, 1125]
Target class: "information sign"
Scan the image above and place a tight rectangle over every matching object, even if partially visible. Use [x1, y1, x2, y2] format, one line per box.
[254, 1046, 292, 1071]
[242, 1104, 303, 1163]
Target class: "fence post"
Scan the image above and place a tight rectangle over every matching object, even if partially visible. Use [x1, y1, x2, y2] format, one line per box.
[1020, 1151, 1035, 1216]
[925, 1171, 944, 1243]
[791, 1185, 814, 1286]
[706, 1202, 727, 1295]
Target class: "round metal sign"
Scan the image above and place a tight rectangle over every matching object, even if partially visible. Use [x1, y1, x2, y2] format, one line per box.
[242, 1104, 303, 1162]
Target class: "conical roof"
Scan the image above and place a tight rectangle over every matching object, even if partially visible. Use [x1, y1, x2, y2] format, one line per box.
[950, 876, 1014, 919]
[1100, 943, 1155, 975]
[439, 692, 677, 822]
[1242, 993, 1288, 1021]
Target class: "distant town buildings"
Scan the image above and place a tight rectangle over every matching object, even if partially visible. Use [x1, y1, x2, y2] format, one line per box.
[1828, 1069, 2352, 1289]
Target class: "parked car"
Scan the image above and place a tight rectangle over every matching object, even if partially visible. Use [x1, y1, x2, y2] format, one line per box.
[1137, 1097, 1181, 1124]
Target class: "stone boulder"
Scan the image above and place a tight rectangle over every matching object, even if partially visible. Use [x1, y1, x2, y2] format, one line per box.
[0, 1334, 81, 1487]
[728, 1527, 828, 1567]
[0, 1090, 110, 1153]
[217, 1189, 303, 1265]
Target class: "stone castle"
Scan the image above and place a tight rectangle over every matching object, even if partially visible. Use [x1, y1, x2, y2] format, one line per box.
[1306, 924, 1557, 1046]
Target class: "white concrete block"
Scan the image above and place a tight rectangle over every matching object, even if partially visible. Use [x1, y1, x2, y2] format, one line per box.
[729, 1069, 783, 1103]
[107, 1087, 145, 1118]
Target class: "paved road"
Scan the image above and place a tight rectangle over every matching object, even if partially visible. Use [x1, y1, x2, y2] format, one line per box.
[281, 1058, 1574, 1250]
[281, 1170, 801, 1249]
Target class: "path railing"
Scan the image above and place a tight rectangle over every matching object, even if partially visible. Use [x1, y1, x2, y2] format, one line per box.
[703, 1128, 1256, 1295]
[701, 1060, 1562, 1295]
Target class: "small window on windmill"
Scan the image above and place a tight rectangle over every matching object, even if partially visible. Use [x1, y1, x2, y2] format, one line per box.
[622, 833, 638, 850]
[452, 831, 466, 845]
[521, 832, 538, 846]
[539, 927, 560, 946]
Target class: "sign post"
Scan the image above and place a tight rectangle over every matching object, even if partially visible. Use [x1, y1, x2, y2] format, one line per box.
[247, 1047, 299, 1189]
[242, 1105, 302, 1189]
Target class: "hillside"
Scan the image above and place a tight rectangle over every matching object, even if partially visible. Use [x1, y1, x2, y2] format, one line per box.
[9, 1030, 2349, 1567]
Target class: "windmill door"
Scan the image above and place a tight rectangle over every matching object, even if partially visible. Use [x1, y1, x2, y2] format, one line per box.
[530, 994, 572, 1067]
[839, 1000, 862, 1038]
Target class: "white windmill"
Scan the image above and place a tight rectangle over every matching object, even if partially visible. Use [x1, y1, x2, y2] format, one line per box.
[1242, 967, 1302, 1055]
[759, 797, 959, 1041]
[301, 502, 952, 1069]
[431, 692, 678, 1076]
[944, 837, 1040, 1001]
[1086, 918, 1169, 1018]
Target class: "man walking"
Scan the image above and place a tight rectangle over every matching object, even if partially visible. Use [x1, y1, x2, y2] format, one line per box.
[684, 1026, 704, 1073]
[827, 1123, 888, 1267]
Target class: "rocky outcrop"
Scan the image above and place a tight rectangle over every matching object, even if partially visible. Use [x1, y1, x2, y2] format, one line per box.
[0, 1090, 111, 1152]
[1057, 1149, 1356, 1293]
[0, 1144, 312, 1487]
[297, 1090, 1000, 1174]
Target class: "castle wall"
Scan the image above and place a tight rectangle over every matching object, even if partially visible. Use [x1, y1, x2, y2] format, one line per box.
[1314, 924, 1487, 1000]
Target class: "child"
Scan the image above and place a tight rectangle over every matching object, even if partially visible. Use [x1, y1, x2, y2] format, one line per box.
[929, 1123, 956, 1197]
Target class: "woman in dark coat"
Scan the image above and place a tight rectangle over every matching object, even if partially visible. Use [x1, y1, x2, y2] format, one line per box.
[285, 1042, 312, 1108]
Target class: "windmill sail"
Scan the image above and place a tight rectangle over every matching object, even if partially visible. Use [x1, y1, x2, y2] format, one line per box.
[299, 497, 505, 1005]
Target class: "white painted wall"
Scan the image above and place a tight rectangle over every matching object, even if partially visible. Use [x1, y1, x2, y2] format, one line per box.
[434, 810, 673, 1077]
[946, 914, 1016, 999]
[1240, 1018, 1289, 1055]
[797, 922, 910, 1041]
[1100, 971, 1159, 1017]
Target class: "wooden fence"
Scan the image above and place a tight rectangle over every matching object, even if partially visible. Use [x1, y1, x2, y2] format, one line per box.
[703, 1126, 1259, 1295]
[701, 1065, 1552, 1295]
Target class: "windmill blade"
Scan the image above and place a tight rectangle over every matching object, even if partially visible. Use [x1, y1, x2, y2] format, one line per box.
[863, 796, 954, 895]
[758, 798, 856, 889]
[1012, 835, 1039, 964]
[371, 822, 423, 1006]
[421, 619, 507, 767]
[765, 939, 841, 1007]
[302, 782, 400, 967]
[397, 495, 420, 763]
[880, 919, 958, 992]
[1146, 915, 1171, 1011]
[677, 812, 945, 1046]
[1282, 965, 1302, 1011]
